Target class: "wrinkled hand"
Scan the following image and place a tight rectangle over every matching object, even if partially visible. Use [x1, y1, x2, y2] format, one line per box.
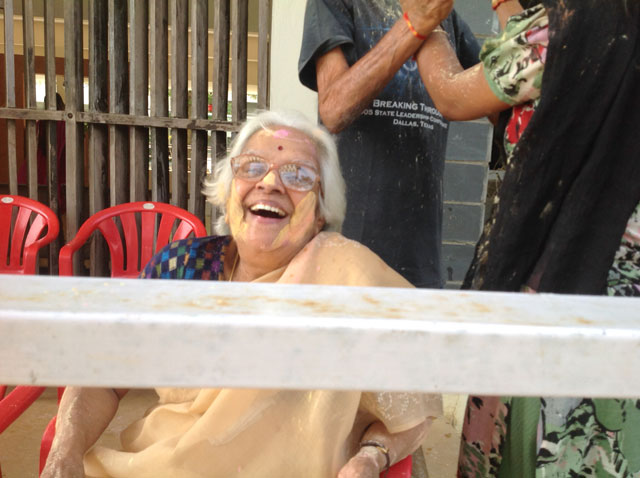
[399, 0, 454, 36]
[337, 448, 381, 478]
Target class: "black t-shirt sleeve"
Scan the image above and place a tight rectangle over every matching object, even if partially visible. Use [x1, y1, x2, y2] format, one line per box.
[298, 0, 355, 92]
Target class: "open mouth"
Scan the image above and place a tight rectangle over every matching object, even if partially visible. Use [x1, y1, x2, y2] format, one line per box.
[249, 204, 287, 219]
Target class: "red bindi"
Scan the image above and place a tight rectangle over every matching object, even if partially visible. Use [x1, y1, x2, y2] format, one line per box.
[277, 145, 284, 151]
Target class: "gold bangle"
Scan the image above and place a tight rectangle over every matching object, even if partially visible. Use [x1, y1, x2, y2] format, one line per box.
[360, 440, 391, 472]
[431, 28, 448, 36]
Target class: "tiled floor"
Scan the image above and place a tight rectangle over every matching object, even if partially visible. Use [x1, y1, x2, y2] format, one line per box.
[423, 394, 467, 477]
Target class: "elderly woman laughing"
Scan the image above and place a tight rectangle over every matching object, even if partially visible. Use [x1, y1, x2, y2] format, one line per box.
[41, 110, 441, 478]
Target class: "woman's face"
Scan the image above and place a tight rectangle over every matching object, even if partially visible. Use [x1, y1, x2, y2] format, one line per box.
[226, 126, 325, 264]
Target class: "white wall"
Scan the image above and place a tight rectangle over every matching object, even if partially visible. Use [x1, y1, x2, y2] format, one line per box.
[269, 0, 318, 122]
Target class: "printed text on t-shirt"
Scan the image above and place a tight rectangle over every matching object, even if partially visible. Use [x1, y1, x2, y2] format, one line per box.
[361, 99, 449, 130]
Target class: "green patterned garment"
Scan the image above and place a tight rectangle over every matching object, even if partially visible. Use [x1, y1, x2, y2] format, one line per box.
[480, 4, 548, 160]
[608, 203, 640, 296]
[459, 397, 640, 478]
[480, 4, 548, 107]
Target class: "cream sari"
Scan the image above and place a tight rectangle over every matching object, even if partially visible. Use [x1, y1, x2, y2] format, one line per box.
[84, 232, 442, 478]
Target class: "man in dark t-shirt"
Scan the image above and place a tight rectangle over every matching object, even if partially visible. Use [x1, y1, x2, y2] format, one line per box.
[298, 0, 479, 287]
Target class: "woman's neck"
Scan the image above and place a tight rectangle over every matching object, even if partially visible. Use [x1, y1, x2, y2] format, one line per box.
[231, 259, 265, 282]
[226, 244, 293, 282]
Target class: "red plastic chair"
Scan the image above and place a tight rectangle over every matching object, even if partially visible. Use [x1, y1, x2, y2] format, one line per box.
[58, 201, 207, 278]
[0, 387, 51, 434]
[386, 455, 412, 477]
[0, 195, 59, 475]
[0, 194, 60, 275]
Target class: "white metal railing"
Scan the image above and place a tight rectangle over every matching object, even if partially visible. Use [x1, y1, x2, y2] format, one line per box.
[1, 275, 639, 397]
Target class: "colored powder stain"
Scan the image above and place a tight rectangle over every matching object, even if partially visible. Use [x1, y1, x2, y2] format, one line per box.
[226, 181, 248, 240]
[272, 128, 290, 139]
[271, 191, 317, 249]
[261, 170, 278, 187]
[261, 126, 315, 147]
[226, 178, 318, 253]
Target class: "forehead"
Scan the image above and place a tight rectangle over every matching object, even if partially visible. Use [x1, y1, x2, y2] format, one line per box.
[243, 126, 317, 161]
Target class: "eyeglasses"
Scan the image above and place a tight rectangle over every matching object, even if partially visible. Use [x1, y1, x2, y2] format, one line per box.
[230, 154, 319, 192]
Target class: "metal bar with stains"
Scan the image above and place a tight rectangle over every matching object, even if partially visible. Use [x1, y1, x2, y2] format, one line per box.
[1, 275, 639, 397]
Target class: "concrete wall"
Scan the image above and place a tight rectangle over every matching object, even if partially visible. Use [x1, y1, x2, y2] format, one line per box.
[269, 0, 318, 120]
[441, 1, 496, 289]
[270, 0, 494, 289]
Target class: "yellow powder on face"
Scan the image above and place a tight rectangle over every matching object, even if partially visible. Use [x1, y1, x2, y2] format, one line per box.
[226, 180, 247, 240]
[261, 170, 278, 187]
[227, 177, 319, 253]
[271, 191, 318, 250]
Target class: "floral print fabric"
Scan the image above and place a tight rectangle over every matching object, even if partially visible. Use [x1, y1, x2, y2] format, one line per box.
[608, 203, 640, 296]
[480, 4, 548, 158]
[537, 399, 640, 477]
[459, 397, 640, 478]
[458, 397, 509, 478]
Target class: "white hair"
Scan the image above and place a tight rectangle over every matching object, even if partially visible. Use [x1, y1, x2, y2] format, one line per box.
[202, 110, 346, 235]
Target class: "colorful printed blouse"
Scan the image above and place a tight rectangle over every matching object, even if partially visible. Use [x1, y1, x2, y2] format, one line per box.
[480, 4, 548, 160]
[140, 235, 230, 280]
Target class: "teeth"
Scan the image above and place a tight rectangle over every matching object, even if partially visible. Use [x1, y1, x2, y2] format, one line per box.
[250, 204, 286, 217]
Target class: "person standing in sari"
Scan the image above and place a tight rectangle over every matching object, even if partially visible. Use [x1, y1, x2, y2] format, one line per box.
[414, 0, 640, 475]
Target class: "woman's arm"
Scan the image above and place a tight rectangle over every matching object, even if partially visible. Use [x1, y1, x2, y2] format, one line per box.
[415, 31, 510, 121]
[337, 420, 430, 478]
[40, 387, 128, 478]
[495, 0, 525, 29]
[415, 0, 526, 121]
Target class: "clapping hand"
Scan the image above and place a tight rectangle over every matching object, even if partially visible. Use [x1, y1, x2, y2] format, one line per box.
[399, 0, 453, 37]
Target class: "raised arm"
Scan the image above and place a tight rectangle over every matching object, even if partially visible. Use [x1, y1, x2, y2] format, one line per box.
[415, 0, 525, 121]
[415, 33, 508, 121]
[337, 419, 430, 478]
[41, 387, 128, 478]
[316, 0, 453, 133]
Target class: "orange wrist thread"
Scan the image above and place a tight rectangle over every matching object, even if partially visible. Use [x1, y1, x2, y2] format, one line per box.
[492, 0, 508, 10]
[403, 12, 428, 41]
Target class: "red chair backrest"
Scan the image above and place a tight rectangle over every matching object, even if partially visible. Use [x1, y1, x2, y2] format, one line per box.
[0, 195, 60, 274]
[0, 196, 58, 476]
[59, 201, 207, 277]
